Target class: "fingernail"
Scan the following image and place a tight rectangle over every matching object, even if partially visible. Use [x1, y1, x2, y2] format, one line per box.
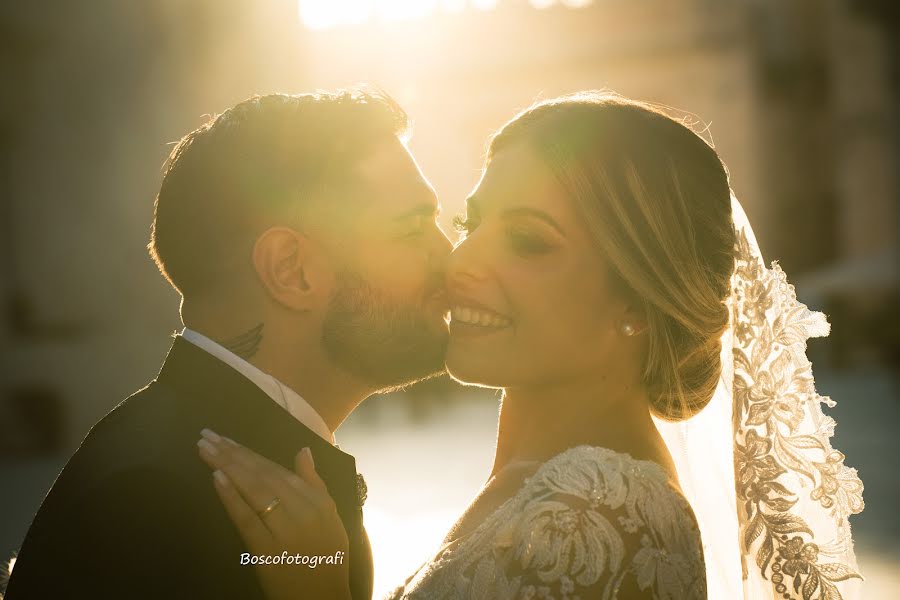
[197, 438, 218, 456]
[303, 447, 315, 469]
[200, 428, 222, 443]
[213, 470, 229, 487]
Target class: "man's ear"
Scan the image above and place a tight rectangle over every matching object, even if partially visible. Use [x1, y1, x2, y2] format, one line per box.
[252, 227, 325, 312]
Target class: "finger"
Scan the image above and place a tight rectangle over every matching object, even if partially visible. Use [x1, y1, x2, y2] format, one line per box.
[197, 437, 231, 471]
[201, 430, 299, 484]
[198, 432, 298, 492]
[198, 433, 331, 543]
[198, 440, 299, 539]
[294, 447, 329, 495]
[228, 442, 334, 519]
[202, 431, 329, 515]
[212, 469, 276, 556]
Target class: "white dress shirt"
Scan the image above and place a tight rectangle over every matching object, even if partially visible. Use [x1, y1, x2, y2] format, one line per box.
[181, 328, 335, 445]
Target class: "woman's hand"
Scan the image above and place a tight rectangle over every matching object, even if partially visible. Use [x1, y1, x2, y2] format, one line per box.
[197, 429, 351, 600]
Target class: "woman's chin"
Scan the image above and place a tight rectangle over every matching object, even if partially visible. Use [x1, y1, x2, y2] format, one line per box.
[445, 354, 502, 388]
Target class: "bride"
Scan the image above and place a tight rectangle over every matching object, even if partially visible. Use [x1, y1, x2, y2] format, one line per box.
[196, 92, 864, 599]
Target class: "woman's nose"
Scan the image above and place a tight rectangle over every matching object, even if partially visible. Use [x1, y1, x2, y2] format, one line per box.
[447, 231, 490, 285]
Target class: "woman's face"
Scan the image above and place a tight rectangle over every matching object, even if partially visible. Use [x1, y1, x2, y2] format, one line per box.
[446, 141, 636, 389]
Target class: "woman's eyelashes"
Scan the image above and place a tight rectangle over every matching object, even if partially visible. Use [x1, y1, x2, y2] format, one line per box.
[506, 226, 553, 256]
[454, 212, 554, 257]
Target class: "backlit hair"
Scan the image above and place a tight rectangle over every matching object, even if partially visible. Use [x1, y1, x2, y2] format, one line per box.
[149, 88, 409, 300]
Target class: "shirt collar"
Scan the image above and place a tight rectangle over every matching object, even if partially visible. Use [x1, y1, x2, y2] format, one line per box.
[180, 328, 335, 445]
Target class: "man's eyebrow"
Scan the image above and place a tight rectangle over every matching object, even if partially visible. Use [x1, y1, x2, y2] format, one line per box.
[501, 206, 566, 236]
[394, 203, 440, 221]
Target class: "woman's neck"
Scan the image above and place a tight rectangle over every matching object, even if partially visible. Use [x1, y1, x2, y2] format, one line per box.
[490, 375, 668, 479]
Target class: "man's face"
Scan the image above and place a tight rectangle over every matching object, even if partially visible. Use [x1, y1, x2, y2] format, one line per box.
[319, 138, 452, 391]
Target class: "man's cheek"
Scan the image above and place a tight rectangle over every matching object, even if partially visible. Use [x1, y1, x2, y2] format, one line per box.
[381, 269, 427, 296]
[366, 247, 420, 275]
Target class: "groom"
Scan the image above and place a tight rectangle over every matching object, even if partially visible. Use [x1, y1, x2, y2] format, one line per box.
[4, 90, 451, 599]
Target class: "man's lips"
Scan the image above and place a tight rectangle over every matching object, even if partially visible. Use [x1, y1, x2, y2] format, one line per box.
[426, 290, 450, 311]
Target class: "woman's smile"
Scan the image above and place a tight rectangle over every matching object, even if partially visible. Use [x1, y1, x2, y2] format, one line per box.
[447, 296, 514, 338]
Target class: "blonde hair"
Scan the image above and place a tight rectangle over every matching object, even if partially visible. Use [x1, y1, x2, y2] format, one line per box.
[489, 92, 735, 421]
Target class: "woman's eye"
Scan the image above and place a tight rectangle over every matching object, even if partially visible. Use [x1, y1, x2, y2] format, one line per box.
[507, 228, 552, 256]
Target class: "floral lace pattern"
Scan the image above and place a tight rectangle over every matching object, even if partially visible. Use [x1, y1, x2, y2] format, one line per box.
[732, 228, 865, 600]
[389, 446, 706, 600]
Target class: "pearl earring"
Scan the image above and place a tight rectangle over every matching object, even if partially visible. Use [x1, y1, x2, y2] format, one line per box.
[621, 322, 636, 336]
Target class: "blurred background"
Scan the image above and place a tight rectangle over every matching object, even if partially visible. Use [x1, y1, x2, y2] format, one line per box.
[1, 0, 897, 597]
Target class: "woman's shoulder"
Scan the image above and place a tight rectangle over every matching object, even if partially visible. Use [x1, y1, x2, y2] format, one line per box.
[511, 445, 703, 555]
[390, 446, 706, 599]
[491, 445, 706, 598]
[520, 445, 679, 505]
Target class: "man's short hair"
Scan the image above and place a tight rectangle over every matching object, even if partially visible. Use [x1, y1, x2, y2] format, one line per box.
[148, 89, 409, 300]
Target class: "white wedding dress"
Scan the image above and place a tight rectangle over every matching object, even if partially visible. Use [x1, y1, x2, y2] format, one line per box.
[388, 446, 706, 599]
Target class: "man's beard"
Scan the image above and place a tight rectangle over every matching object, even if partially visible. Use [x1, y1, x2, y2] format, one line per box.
[322, 271, 448, 392]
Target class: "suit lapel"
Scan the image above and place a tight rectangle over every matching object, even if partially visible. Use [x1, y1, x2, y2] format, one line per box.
[155, 337, 360, 515]
[154, 337, 372, 600]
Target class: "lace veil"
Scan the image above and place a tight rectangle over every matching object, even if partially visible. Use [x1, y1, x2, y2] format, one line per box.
[654, 193, 865, 599]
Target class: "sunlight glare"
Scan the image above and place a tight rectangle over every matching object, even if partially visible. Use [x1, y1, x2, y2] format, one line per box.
[561, 0, 594, 8]
[299, 0, 372, 30]
[298, 0, 505, 29]
[440, 0, 468, 13]
[374, 0, 438, 23]
[470, 0, 499, 11]
[364, 506, 460, 598]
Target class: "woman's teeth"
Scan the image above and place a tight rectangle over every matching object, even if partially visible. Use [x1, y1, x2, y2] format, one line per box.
[450, 305, 512, 328]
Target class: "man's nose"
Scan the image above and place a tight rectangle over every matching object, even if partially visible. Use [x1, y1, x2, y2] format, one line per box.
[431, 222, 453, 261]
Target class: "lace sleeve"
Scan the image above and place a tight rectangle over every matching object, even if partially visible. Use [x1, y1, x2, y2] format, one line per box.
[493, 447, 706, 600]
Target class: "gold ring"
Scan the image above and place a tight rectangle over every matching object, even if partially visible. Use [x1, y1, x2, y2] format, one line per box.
[258, 497, 281, 518]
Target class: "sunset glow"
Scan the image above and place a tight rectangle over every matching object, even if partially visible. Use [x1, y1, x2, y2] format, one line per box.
[297, 0, 594, 30]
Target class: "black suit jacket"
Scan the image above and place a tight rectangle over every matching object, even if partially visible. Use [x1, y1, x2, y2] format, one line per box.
[5, 337, 373, 600]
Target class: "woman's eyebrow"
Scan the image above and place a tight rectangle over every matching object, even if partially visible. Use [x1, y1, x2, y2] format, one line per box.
[501, 206, 566, 236]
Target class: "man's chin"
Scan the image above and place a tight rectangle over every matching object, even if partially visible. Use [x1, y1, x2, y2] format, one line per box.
[321, 283, 450, 391]
[427, 307, 450, 335]
[373, 363, 448, 394]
